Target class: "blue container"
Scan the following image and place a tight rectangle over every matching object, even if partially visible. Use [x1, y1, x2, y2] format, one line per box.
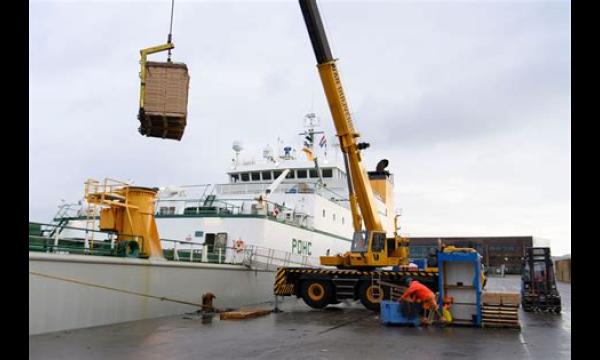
[437, 251, 482, 327]
[380, 300, 422, 326]
[411, 258, 427, 270]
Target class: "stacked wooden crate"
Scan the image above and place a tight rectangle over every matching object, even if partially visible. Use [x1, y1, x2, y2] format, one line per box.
[139, 61, 190, 140]
[481, 292, 521, 329]
[555, 259, 571, 282]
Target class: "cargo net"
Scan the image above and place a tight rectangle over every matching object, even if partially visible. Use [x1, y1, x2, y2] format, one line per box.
[139, 61, 190, 141]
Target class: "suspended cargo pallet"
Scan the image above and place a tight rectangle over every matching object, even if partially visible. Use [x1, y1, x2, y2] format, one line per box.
[138, 61, 190, 141]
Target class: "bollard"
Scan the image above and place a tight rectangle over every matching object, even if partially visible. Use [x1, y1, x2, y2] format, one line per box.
[273, 295, 283, 313]
[202, 292, 216, 313]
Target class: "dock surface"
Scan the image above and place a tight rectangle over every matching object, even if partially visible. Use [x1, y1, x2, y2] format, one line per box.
[29, 275, 571, 359]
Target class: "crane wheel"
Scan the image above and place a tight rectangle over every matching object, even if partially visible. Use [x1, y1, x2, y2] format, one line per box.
[358, 281, 387, 312]
[300, 280, 332, 309]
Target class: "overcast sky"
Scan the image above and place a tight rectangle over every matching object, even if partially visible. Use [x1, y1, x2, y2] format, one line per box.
[29, 0, 571, 255]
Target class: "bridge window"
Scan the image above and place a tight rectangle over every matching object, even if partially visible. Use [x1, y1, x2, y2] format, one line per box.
[286, 171, 295, 179]
[297, 169, 308, 179]
[261, 171, 272, 180]
[251, 172, 260, 181]
[310, 169, 318, 178]
[322, 168, 333, 178]
[241, 173, 250, 182]
[231, 174, 239, 183]
[274, 170, 283, 178]
[322, 209, 326, 218]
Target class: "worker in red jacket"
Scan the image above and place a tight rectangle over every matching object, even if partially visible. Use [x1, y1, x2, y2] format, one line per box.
[401, 278, 439, 324]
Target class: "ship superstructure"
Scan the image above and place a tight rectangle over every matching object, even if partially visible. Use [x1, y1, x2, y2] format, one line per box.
[56, 114, 398, 265]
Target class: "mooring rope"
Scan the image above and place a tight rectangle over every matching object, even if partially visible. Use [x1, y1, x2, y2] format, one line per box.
[29, 270, 208, 308]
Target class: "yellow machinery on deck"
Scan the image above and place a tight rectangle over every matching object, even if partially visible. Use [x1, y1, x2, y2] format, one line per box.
[84, 178, 164, 259]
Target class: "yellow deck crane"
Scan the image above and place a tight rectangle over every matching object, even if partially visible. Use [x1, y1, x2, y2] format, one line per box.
[274, 0, 439, 311]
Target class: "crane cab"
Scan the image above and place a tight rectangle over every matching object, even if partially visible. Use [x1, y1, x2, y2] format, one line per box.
[320, 230, 409, 269]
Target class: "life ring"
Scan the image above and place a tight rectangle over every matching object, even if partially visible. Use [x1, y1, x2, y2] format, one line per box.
[234, 239, 245, 252]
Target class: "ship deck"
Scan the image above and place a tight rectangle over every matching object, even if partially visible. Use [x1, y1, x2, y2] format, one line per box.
[29, 275, 570, 360]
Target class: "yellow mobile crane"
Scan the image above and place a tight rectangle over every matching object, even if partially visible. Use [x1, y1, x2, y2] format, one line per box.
[301, 0, 409, 270]
[274, 0, 439, 311]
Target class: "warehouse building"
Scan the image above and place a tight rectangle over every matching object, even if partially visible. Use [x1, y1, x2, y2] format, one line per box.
[408, 236, 533, 274]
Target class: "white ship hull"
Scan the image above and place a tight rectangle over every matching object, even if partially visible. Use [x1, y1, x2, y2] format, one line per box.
[29, 253, 276, 335]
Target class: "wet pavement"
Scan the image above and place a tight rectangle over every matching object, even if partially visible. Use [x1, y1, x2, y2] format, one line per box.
[29, 275, 570, 360]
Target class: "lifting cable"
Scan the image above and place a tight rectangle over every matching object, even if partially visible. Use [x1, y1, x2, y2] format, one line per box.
[167, 0, 175, 62]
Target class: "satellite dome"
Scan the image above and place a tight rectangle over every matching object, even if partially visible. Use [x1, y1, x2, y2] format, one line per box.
[232, 141, 243, 153]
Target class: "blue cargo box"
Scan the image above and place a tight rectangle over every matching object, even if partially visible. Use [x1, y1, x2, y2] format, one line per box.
[380, 300, 422, 326]
[411, 258, 427, 270]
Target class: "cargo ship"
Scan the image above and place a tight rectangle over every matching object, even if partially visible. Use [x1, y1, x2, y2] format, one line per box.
[29, 114, 399, 335]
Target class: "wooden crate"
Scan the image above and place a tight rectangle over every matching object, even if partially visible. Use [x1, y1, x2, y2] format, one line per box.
[482, 292, 520, 306]
[555, 259, 571, 282]
[219, 309, 272, 320]
[139, 61, 190, 140]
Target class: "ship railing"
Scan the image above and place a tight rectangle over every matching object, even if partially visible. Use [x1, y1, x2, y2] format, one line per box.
[28, 222, 138, 257]
[241, 244, 320, 271]
[52, 202, 84, 221]
[159, 238, 233, 264]
[155, 197, 316, 229]
[156, 184, 213, 200]
[29, 222, 320, 269]
[158, 239, 315, 268]
[214, 182, 348, 203]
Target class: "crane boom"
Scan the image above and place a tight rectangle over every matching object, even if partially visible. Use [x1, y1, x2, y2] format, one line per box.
[299, 0, 383, 233]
